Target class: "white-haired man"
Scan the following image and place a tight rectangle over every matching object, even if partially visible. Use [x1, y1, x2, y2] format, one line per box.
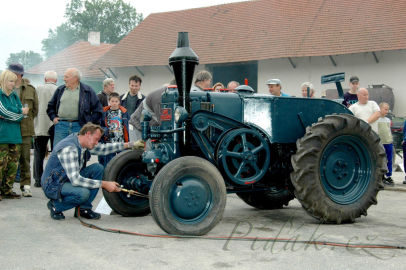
[97, 78, 115, 107]
[33, 71, 58, 187]
[47, 68, 102, 146]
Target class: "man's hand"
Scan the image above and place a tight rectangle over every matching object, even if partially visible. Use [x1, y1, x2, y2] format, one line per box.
[101, 181, 121, 192]
[53, 117, 59, 124]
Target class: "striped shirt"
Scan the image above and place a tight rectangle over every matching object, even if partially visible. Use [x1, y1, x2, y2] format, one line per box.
[57, 142, 124, 188]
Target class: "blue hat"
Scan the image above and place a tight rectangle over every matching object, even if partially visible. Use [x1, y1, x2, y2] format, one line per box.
[8, 63, 24, 75]
[266, 78, 281, 85]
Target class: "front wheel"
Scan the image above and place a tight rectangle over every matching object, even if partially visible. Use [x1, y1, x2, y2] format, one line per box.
[291, 114, 386, 223]
[149, 156, 226, 235]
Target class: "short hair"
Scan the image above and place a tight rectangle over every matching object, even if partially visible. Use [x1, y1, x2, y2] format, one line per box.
[78, 122, 104, 135]
[103, 78, 114, 88]
[213, 82, 225, 89]
[129, 75, 142, 84]
[108, 92, 120, 101]
[0, 70, 18, 90]
[66, 68, 81, 81]
[227, 81, 240, 89]
[44, 71, 57, 81]
[194, 70, 212, 84]
[379, 102, 389, 108]
[301, 82, 315, 93]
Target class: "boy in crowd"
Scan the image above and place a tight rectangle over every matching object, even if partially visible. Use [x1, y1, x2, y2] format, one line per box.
[377, 102, 394, 186]
[100, 92, 129, 166]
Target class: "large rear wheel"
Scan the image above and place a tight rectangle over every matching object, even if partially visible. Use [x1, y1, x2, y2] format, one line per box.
[291, 114, 386, 223]
[149, 156, 226, 235]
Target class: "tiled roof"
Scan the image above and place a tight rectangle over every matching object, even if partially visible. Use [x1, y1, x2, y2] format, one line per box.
[92, 0, 406, 68]
[27, 41, 114, 78]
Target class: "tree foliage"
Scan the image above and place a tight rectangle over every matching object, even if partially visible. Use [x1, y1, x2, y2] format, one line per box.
[6, 51, 43, 70]
[41, 0, 143, 58]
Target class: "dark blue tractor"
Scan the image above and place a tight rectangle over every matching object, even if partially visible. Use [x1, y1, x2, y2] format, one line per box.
[103, 32, 386, 235]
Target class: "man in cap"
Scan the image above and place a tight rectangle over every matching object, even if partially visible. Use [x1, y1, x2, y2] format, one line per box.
[343, 75, 360, 107]
[8, 63, 39, 197]
[266, 78, 290, 97]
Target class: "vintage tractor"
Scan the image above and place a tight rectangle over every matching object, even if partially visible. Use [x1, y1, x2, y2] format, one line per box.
[103, 32, 386, 235]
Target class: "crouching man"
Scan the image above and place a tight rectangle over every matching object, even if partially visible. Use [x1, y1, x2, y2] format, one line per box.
[41, 122, 133, 220]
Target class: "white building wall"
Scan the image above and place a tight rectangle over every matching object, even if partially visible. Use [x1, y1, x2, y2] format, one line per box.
[111, 65, 208, 97]
[258, 50, 406, 116]
[110, 50, 406, 116]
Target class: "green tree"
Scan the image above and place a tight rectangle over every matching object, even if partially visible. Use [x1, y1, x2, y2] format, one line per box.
[6, 51, 43, 69]
[41, 0, 143, 58]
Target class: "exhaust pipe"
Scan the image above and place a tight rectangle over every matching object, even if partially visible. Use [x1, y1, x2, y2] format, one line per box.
[168, 32, 199, 153]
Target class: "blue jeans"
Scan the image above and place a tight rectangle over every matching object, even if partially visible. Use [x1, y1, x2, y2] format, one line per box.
[383, 143, 393, 177]
[53, 163, 104, 212]
[53, 121, 81, 147]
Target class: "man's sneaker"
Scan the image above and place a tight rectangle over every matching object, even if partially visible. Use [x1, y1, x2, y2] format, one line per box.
[21, 185, 32, 197]
[47, 201, 65, 220]
[34, 181, 41, 188]
[3, 191, 21, 199]
[74, 207, 101, 220]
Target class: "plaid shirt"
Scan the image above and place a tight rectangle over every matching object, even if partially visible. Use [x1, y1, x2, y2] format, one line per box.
[57, 142, 124, 188]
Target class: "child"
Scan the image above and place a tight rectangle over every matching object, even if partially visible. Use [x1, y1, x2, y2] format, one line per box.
[377, 102, 394, 185]
[99, 92, 129, 166]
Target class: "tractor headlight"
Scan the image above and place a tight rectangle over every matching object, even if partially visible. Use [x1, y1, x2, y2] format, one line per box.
[174, 106, 188, 123]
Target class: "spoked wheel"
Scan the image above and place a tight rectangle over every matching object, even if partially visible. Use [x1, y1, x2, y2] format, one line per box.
[103, 150, 151, 216]
[291, 114, 386, 223]
[217, 128, 270, 185]
[149, 156, 226, 235]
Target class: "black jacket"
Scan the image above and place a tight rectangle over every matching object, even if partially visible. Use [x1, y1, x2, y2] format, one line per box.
[47, 82, 103, 126]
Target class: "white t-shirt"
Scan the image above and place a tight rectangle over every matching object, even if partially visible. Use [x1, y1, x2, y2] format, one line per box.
[349, 101, 380, 132]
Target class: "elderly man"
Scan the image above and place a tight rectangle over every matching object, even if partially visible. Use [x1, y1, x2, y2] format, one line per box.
[97, 78, 115, 107]
[349, 88, 380, 133]
[47, 68, 102, 146]
[266, 78, 290, 97]
[227, 81, 240, 92]
[301, 82, 315, 98]
[191, 70, 212, 91]
[42, 123, 135, 220]
[8, 63, 39, 197]
[33, 71, 58, 188]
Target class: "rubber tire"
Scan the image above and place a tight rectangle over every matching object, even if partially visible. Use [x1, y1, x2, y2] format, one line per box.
[291, 114, 386, 224]
[149, 156, 227, 235]
[236, 188, 294, 209]
[102, 149, 150, 217]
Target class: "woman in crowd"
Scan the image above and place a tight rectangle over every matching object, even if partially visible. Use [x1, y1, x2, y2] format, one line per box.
[0, 70, 29, 200]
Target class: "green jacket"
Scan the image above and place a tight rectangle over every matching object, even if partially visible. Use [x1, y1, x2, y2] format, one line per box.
[0, 89, 24, 144]
[18, 78, 38, 136]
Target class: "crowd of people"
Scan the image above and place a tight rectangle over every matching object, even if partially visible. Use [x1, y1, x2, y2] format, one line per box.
[0, 64, 404, 222]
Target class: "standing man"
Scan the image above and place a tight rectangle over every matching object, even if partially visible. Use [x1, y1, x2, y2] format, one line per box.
[47, 68, 102, 146]
[33, 71, 58, 188]
[97, 78, 115, 107]
[266, 78, 290, 97]
[191, 70, 212, 92]
[8, 63, 38, 197]
[121, 75, 145, 142]
[349, 88, 380, 133]
[343, 76, 360, 107]
[41, 123, 135, 220]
